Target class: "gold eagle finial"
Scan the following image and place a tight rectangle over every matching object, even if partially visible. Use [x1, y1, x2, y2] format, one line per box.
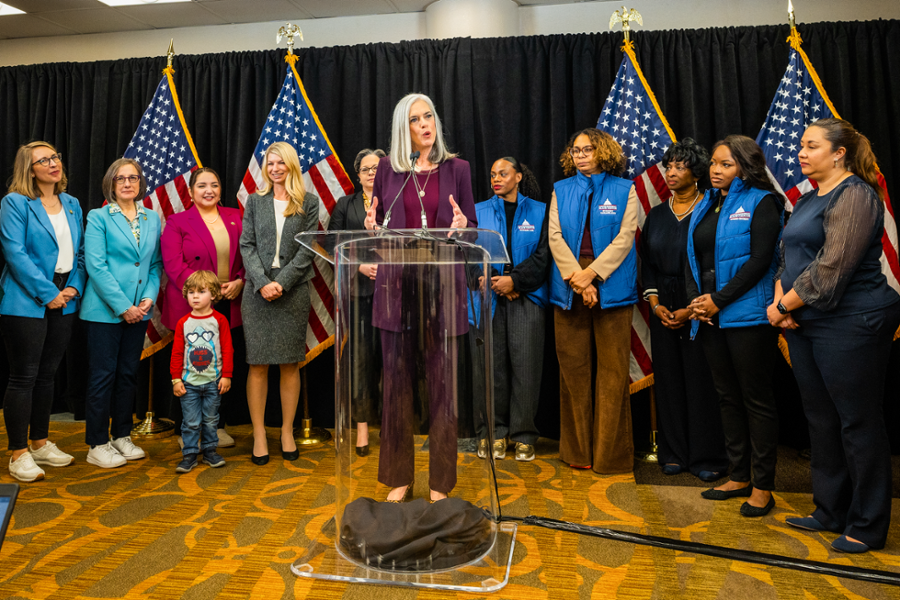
[610, 6, 643, 42]
[277, 23, 304, 56]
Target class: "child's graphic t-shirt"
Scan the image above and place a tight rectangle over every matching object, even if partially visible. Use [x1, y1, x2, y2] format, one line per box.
[170, 310, 234, 386]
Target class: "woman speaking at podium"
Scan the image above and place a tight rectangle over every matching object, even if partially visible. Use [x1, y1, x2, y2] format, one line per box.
[363, 93, 477, 503]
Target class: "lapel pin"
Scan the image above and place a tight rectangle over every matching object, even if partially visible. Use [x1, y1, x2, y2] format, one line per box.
[143, 215, 147, 220]
[69, 209, 74, 214]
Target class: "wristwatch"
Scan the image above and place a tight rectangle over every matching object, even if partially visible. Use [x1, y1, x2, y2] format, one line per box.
[777, 301, 788, 315]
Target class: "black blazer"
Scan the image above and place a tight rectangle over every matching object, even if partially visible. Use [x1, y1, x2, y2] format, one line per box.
[329, 190, 374, 297]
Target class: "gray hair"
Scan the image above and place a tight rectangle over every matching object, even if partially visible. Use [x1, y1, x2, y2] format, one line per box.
[353, 148, 386, 173]
[389, 93, 457, 172]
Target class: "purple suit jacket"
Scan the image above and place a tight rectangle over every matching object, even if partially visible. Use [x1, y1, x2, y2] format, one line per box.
[160, 205, 245, 329]
[371, 156, 478, 335]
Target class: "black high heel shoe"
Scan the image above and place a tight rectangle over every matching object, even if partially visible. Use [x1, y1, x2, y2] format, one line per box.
[355, 445, 369, 457]
[251, 453, 269, 465]
[282, 447, 299, 461]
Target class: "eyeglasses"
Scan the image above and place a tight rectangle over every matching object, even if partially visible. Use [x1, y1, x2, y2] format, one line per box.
[359, 166, 378, 176]
[569, 146, 595, 158]
[114, 175, 141, 185]
[32, 154, 62, 167]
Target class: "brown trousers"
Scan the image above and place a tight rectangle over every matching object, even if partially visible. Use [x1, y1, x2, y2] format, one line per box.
[554, 277, 634, 473]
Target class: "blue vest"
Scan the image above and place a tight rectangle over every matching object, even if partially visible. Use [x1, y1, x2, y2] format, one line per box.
[686, 178, 782, 338]
[549, 171, 638, 310]
[468, 193, 549, 326]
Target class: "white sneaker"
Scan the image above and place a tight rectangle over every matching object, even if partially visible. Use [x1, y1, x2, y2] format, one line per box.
[111, 436, 145, 460]
[87, 442, 127, 469]
[217, 428, 235, 448]
[9, 452, 45, 482]
[30, 441, 74, 467]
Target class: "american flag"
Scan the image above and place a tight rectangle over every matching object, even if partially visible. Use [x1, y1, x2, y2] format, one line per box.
[755, 31, 900, 294]
[596, 42, 675, 392]
[237, 57, 354, 365]
[123, 68, 200, 358]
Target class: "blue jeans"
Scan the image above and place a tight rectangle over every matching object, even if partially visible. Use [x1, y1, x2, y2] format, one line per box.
[180, 381, 221, 456]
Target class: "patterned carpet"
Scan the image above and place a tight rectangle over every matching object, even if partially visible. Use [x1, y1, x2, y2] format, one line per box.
[2, 419, 900, 599]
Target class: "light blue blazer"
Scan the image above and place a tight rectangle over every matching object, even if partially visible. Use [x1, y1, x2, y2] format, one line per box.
[0, 192, 87, 317]
[79, 204, 163, 324]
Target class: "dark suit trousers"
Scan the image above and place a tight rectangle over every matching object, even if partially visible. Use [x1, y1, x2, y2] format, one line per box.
[650, 316, 728, 475]
[554, 297, 634, 474]
[786, 303, 900, 548]
[698, 323, 778, 490]
[378, 326, 458, 493]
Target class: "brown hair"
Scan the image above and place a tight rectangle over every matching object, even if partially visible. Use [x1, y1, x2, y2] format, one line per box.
[188, 167, 221, 190]
[711, 135, 779, 197]
[182, 270, 222, 302]
[102, 158, 148, 205]
[7, 141, 67, 197]
[808, 118, 883, 201]
[559, 128, 626, 177]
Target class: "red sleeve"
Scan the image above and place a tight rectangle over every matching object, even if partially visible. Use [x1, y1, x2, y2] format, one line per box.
[215, 311, 234, 378]
[170, 315, 188, 379]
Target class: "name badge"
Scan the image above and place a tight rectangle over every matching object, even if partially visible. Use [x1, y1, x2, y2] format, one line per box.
[597, 199, 617, 215]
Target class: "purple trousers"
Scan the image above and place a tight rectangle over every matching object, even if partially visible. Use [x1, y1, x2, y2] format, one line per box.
[378, 327, 459, 493]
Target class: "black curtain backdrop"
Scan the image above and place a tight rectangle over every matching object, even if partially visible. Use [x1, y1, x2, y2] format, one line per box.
[1, 20, 899, 445]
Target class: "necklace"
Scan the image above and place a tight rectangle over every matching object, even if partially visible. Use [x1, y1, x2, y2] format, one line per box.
[714, 195, 725, 213]
[41, 197, 61, 210]
[670, 189, 700, 218]
[200, 210, 220, 225]
[415, 164, 436, 198]
[362, 191, 371, 212]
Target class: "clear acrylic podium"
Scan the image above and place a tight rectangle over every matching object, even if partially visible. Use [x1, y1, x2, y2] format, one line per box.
[292, 228, 516, 592]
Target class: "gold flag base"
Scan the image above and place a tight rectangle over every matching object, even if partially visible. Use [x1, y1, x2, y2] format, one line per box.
[132, 412, 176, 439]
[294, 418, 331, 446]
[636, 430, 659, 463]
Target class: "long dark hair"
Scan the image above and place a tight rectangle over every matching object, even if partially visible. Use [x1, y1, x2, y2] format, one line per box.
[496, 156, 542, 202]
[809, 118, 883, 200]
[711, 135, 779, 196]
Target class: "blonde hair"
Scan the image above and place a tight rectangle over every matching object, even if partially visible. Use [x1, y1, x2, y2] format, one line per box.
[7, 141, 68, 198]
[182, 270, 222, 302]
[389, 93, 457, 173]
[258, 142, 307, 217]
[102, 158, 148, 205]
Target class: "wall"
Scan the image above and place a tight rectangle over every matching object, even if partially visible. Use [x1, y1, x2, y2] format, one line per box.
[2, 0, 899, 67]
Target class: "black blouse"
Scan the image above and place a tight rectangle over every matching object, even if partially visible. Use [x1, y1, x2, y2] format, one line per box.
[641, 201, 693, 310]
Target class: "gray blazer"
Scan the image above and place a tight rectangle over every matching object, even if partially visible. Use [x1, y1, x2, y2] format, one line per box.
[240, 190, 319, 294]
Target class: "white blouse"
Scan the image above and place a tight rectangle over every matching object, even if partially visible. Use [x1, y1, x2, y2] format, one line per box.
[272, 199, 289, 269]
[47, 209, 74, 273]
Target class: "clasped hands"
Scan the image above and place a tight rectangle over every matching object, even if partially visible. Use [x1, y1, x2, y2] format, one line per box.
[46, 286, 78, 310]
[478, 274, 519, 301]
[121, 298, 154, 324]
[260, 281, 284, 302]
[766, 300, 800, 330]
[563, 268, 599, 308]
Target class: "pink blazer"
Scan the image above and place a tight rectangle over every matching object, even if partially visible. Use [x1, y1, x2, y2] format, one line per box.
[160, 205, 245, 329]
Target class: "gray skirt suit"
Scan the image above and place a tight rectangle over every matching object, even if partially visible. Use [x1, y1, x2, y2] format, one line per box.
[240, 191, 319, 364]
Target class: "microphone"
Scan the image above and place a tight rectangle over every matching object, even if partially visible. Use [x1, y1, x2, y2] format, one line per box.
[382, 150, 420, 229]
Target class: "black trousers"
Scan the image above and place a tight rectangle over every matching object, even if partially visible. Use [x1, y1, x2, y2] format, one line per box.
[786, 303, 900, 549]
[698, 322, 779, 490]
[1, 310, 76, 451]
[650, 317, 728, 475]
[350, 295, 382, 424]
[84, 320, 146, 446]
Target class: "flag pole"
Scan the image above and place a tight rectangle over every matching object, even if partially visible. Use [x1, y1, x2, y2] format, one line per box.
[132, 40, 181, 440]
[609, 6, 659, 463]
[275, 23, 332, 446]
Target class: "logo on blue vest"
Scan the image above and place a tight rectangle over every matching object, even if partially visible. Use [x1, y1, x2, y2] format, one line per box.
[729, 205, 751, 221]
[518, 219, 535, 232]
[598, 199, 617, 215]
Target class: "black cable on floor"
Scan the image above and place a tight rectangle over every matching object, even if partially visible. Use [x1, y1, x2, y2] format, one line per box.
[496, 515, 900, 587]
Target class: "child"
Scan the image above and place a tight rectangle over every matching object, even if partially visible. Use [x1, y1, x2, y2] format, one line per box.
[171, 270, 233, 473]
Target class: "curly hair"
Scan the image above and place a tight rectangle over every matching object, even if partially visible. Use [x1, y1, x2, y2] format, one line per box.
[494, 156, 542, 203]
[182, 270, 223, 303]
[662, 137, 709, 181]
[559, 128, 625, 177]
[711, 135, 779, 197]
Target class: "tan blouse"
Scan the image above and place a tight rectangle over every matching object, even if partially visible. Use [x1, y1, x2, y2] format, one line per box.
[210, 226, 230, 284]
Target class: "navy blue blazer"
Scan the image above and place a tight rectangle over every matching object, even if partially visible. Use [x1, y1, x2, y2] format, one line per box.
[0, 192, 87, 317]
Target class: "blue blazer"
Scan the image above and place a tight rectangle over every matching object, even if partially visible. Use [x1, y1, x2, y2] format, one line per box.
[80, 204, 163, 324]
[0, 192, 87, 317]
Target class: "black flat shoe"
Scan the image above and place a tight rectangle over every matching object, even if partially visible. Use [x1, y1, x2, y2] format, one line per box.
[740, 496, 776, 517]
[282, 448, 299, 461]
[698, 470, 724, 482]
[355, 445, 369, 457]
[251, 453, 269, 465]
[661, 464, 685, 475]
[701, 485, 752, 500]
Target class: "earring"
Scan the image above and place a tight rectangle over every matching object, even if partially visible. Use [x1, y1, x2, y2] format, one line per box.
[834, 158, 838, 168]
